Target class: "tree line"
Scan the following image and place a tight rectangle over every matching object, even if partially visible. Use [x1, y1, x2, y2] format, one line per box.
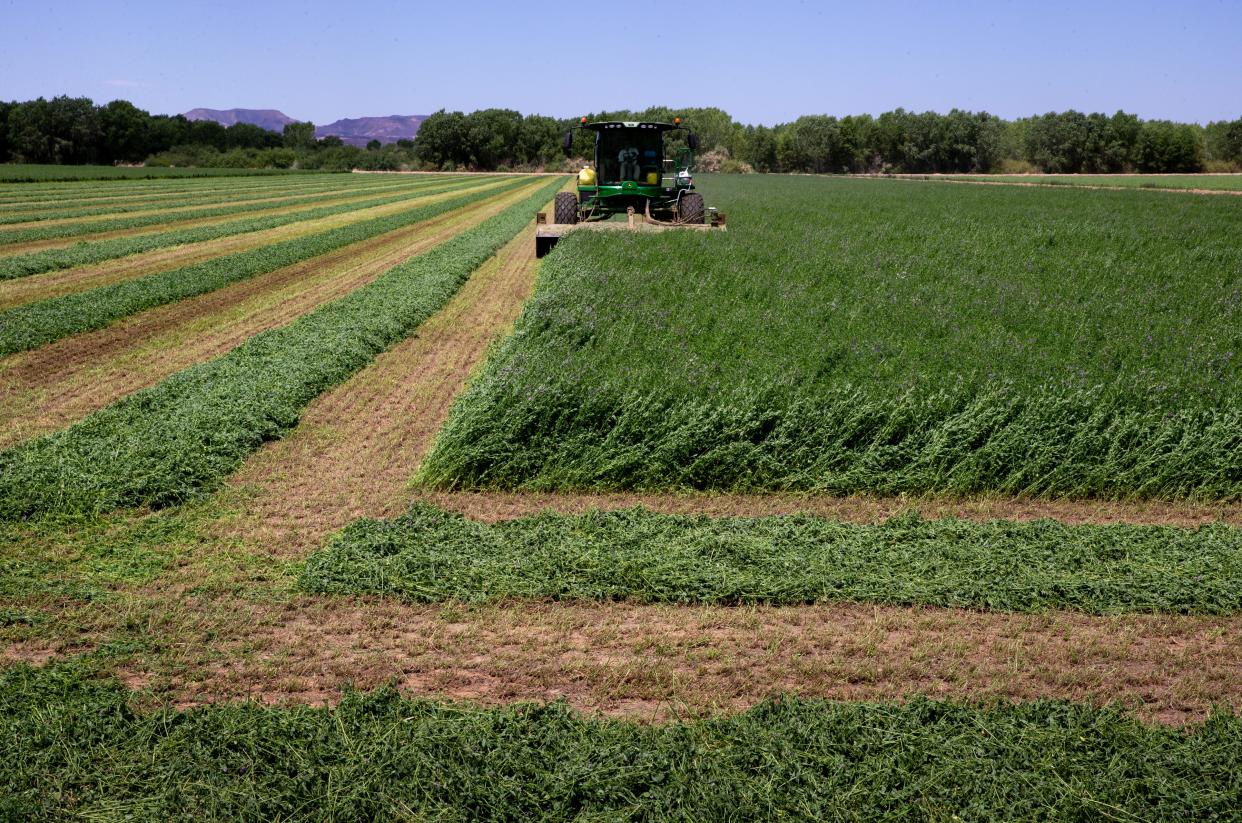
[1, 96, 1240, 174]
[0, 96, 414, 171]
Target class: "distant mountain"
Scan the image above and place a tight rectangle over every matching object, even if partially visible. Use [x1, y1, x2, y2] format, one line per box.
[183, 108, 295, 132]
[316, 115, 426, 147]
[183, 108, 426, 147]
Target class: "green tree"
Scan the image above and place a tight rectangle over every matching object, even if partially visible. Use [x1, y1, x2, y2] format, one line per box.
[740, 125, 778, 172]
[413, 109, 469, 168]
[225, 122, 281, 150]
[1024, 111, 1090, 172]
[98, 100, 151, 163]
[1204, 118, 1242, 166]
[8, 96, 101, 164]
[0, 100, 14, 162]
[282, 120, 316, 150]
[1136, 120, 1204, 172]
[146, 114, 189, 155]
[517, 114, 561, 167]
[466, 108, 522, 168]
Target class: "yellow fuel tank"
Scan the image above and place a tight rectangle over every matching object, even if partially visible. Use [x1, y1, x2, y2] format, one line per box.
[578, 166, 597, 186]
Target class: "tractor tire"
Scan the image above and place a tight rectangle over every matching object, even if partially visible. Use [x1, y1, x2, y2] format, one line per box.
[678, 192, 705, 224]
[553, 192, 579, 224]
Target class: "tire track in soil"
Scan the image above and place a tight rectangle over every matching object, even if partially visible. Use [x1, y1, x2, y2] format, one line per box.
[218, 194, 558, 553]
[416, 490, 1242, 529]
[210, 176, 1242, 541]
[0, 181, 547, 448]
[54, 596, 1238, 726]
[192, 186, 1241, 725]
[0, 177, 506, 311]
[10, 180, 1232, 723]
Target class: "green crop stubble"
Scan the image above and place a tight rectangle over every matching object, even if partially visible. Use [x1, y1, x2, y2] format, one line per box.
[301, 503, 1242, 614]
[946, 174, 1242, 191]
[4, 662, 1239, 821]
[0, 177, 527, 356]
[0, 178, 565, 520]
[0, 175, 432, 230]
[0, 172, 352, 207]
[419, 176, 1242, 499]
[0, 174, 484, 281]
[0, 163, 312, 182]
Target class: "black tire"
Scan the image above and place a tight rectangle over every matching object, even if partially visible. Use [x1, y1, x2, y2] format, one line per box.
[553, 192, 579, 224]
[678, 192, 705, 224]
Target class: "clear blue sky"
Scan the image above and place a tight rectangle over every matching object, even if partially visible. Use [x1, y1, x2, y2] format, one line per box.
[3, 0, 1239, 125]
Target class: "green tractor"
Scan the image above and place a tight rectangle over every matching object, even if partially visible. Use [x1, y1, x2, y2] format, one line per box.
[535, 117, 725, 257]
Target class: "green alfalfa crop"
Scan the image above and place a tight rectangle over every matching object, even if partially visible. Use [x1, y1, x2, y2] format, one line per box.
[301, 503, 1242, 614]
[0, 176, 440, 236]
[0, 175, 349, 220]
[419, 175, 1242, 499]
[0, 177, 565, 520]
[0, 177, 528, 355]
[0, 174, 489, 281]
[4, 661, 1239, 820]
[0, 171, 340, 206]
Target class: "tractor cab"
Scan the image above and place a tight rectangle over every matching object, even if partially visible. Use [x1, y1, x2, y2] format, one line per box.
[556, 118, 704, 224]
[592, 122, 676, 188]
[534, 116, 726, 257]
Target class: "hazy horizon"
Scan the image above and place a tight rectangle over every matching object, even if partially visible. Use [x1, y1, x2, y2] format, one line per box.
[4, 0, 1240, 126]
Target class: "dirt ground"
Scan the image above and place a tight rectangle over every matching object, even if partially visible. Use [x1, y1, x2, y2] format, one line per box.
[100, 598, 1242, 725]
[3, 176, 1239, 726]
[220, 194, 556, 553]
[0, 177, 470, 255]
[0, 181, 543, 448]
[0, 177, 505, 309]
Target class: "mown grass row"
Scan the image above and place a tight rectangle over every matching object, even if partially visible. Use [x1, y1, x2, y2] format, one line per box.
[0, 172, 350, 206]
[5, 663, 1239, 821]
[301, 504, 1242, 614]
[0, 175, 430, 226]
[0, 178, 522, 356]
[0, 163, 312, 182]
[420, 176, 1242, 499]
[0, 175, 485, 281]
[0, 178, 564, 519]
[0, 178, 451, 245]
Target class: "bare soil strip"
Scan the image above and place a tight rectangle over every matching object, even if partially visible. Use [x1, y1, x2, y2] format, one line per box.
[414, 490, 1242, 528]
[0, 178, 508, 311]
[0, 177, 419, 216]
[0, 177, 482, 256]
[0, 178, 425, 230]
[7, 595, 1231, 726]
[220, 200, 554, 553]
[180, 186, 1238, 727]
[212, 175, 1240, 547]
[0, 177, 325, 209]
[3, 183, 1236, 727]
[0, 181, 546, 448]
[187, 600, 1242, 724]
